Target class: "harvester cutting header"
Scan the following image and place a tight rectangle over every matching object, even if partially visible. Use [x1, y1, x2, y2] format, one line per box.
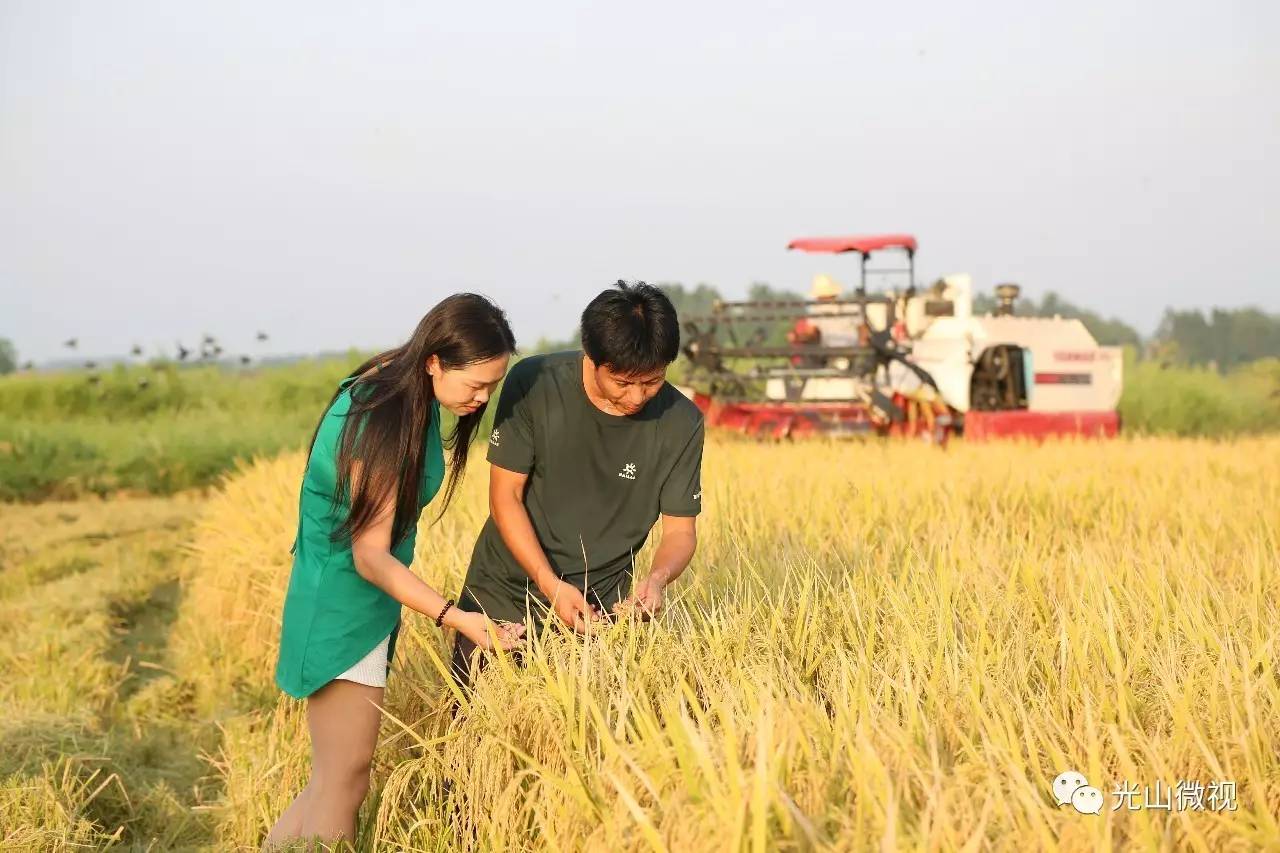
[679, 234, 1122, 442]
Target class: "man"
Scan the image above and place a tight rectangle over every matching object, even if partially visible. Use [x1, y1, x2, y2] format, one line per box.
[450, 281, 704, 684]
[786, 304, 821, 368]
[787, 274, 853, 369]
[806, 273, 857, 347]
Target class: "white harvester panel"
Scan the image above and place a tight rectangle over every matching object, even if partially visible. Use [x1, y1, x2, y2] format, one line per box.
[971, 316, 1121, 413]
[910, 335, 974, 410]
[765, 376, 862, 401]
[917, 313, 1122, 413]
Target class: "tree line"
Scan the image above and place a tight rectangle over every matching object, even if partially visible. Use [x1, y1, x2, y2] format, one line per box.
[660, 283, 1279, 371]
[3, 287, 1277, 376]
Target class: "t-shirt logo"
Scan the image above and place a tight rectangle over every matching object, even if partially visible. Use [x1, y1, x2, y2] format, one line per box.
[489, 429, 500, 446]
[618, 462, 637, 480]
[693, 490, 701, 501]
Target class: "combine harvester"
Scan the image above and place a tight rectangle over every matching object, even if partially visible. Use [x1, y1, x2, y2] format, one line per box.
[678, 234, 1122, 442]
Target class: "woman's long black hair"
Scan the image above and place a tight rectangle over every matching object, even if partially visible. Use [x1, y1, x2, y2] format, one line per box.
[304, 293, 516, 549]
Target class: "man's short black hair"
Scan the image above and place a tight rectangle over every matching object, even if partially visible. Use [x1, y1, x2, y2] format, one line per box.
[580, 280, 680, 375]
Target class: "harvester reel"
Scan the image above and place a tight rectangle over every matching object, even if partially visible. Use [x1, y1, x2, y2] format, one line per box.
[855, 287, 933, 386]
[865, 329, 940, 394]
[681, 321, 724, 374]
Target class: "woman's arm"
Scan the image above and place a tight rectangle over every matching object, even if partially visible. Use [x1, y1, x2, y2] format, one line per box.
[349, 461, 523, 651]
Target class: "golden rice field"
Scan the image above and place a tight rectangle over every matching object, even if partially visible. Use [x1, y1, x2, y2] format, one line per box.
[0, 493, 217, 848]
[3, 434, 1279, 851]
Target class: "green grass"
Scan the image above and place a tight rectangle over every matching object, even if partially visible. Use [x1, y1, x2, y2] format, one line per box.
[0, 356, 368, 421]
[1119, 355, 1280, 437]
[2, 351, 1276, 502]
[0, 356, 367, 502]
[0, 412, 322, 501]
[0, 353, 508, 503]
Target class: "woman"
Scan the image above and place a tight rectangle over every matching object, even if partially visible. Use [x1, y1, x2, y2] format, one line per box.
[266, 293, 525, 847]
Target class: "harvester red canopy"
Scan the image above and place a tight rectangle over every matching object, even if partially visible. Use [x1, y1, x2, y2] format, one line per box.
[787, 234, 917, 255]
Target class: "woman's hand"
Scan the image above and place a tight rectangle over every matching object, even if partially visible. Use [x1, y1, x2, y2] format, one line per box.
[455, 610, 526, 651]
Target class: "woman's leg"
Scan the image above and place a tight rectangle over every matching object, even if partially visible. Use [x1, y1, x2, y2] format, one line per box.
[263, 781, 312, 847]
[287, 678, 385, 845]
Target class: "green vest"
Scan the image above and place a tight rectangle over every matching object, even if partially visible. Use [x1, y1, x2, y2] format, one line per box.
[275, 376, 444, 698]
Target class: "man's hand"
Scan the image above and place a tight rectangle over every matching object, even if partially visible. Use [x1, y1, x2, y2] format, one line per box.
[548, 580, 600, 633]
[613, 515, 695, 622]
[614, 576, 665, 621]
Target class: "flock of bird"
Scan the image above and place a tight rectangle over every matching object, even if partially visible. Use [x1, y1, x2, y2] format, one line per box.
[49, 332, 270, 386]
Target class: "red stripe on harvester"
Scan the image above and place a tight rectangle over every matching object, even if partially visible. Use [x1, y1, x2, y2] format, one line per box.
[1034, 372, 1092, 385]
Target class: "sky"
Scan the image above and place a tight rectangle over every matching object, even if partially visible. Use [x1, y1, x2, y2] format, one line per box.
[1, 1, 1277, 364]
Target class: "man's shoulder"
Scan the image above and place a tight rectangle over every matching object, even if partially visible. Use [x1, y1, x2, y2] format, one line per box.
[653, 383, 704, 434]
[509, 350, 579, 383]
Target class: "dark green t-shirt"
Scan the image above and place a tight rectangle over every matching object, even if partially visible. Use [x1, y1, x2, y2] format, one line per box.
[459, 350, 704, 625]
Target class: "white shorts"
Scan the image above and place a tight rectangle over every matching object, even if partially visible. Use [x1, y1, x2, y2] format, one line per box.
[334, 632, 391, 688]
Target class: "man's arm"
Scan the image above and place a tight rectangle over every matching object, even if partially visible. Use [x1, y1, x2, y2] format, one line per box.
[622, 414, 705, 618]
[489, 464, 600, 632]
[617, 514, 697, 618]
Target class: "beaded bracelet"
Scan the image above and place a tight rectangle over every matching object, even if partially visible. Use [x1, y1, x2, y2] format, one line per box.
[435, 598, 455, 627]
